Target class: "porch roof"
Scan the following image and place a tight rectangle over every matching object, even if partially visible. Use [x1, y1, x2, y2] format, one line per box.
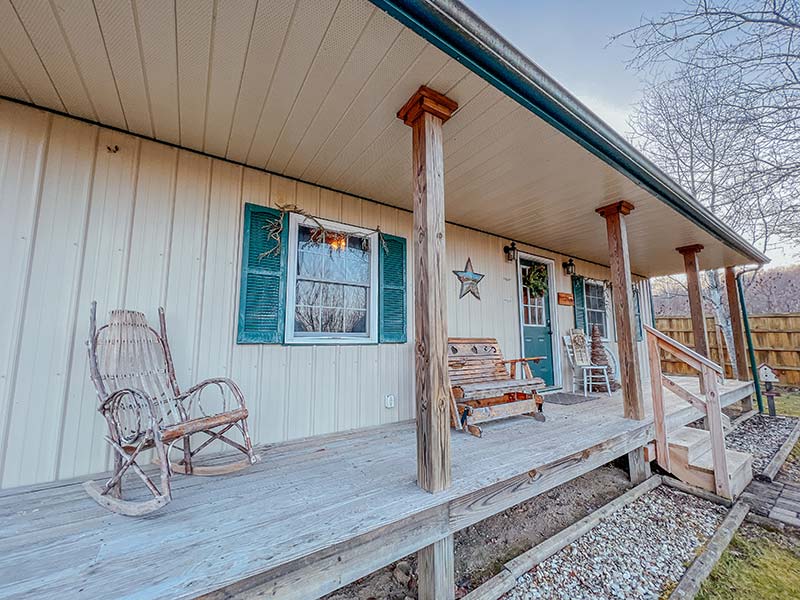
[0, 0, 767, 276]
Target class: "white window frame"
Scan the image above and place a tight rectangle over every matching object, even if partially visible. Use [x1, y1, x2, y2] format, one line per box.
[284, 213, 379, 345]
[584, 279, 610, 341]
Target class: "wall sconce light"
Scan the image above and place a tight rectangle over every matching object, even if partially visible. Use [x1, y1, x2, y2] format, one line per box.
[503, 241, 517, 262]
[562, 258, 576, 276]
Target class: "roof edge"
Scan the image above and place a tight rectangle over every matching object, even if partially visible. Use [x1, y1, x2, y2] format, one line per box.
[369, 0, 769, 265]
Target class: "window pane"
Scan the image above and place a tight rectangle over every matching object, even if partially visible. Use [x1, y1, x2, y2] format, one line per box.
[295, 306, 320, 333]
[587, 310, 606, 338]
[344, 285, 367, 310]
[319, 307, 344, 332]
[346, 238, 370, 284]
[295, 280, 320, 307]
[323, 246, 347, 282]
[297, 251, 324, 279]
[296, 281, 346, 309]
[344, 309, 367, 333]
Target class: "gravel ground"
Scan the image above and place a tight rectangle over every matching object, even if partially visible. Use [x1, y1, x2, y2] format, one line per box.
[725, 414, 799, 473]
[323, 466, 631, 599]
[502, 487, 727, 600]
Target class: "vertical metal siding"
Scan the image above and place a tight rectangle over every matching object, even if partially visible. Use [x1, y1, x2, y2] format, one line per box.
[0, 100, 644, 488]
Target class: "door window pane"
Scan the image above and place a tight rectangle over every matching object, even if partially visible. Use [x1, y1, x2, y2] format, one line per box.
[521, 264, 546, 326]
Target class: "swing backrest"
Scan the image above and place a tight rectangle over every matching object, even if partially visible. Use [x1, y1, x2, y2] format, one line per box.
[89, 306, 182, 429]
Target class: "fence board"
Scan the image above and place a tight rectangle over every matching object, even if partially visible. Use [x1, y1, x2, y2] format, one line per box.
[656, 314, 800, 385]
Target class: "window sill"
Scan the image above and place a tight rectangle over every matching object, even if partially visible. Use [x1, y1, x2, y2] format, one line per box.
[284, 337, 379, 346]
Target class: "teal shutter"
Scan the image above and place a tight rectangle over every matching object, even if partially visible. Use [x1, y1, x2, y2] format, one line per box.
[572, 275, 586, 332]
[633, 288, 643, 341]
[237, 203, 288, 344]
[379, 234, 407, 343]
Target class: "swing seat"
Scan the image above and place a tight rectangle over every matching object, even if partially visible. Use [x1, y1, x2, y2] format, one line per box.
[447, 338, 547, 437]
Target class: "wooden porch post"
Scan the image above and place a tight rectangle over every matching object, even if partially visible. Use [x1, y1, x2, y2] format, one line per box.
[677, 245, 709, 357]
[399, 86, 457, 600]
[725, 266, 753, 411]
[398, 85, 457, 494]
[596, 201, 647, 483]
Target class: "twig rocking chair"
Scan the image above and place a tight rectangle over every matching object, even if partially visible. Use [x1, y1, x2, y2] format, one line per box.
[83, 302, 258, 516]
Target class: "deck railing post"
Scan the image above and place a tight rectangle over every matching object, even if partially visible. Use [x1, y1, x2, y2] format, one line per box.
[399, 86, 458, 600]
[645, 330, 670, 472]
[701, 364, 731, 498]
[596, 201, 647, 483]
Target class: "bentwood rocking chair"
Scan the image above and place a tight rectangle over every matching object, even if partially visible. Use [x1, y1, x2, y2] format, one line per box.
[83, 302, 258, 516]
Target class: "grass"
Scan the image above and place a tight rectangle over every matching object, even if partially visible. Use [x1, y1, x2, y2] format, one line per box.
[693, 388, 800, 599]
[696, 527, 800, 600]
[774, 389, 800, 417]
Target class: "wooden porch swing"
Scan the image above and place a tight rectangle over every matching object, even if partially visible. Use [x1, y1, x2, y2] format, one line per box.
[83, 302, 258, 516]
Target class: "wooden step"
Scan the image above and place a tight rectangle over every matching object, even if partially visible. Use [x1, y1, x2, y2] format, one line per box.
[693, 449, 753, 499]
[668, 426, 712, 464]
[691, 447, 751, 475]
[668, 445, 753, 500]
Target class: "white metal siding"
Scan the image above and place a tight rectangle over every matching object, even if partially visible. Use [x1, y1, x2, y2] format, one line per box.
[0, 100, 646, 488]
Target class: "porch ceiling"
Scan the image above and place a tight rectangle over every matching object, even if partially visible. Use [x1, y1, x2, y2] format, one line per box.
[0, 0, 764, 276]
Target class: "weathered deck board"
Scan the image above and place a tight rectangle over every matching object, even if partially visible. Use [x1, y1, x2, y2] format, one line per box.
[0, 377, 752, 599]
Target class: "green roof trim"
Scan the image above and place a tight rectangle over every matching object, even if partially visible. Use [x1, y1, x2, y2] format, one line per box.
[368, 0, 769, 265]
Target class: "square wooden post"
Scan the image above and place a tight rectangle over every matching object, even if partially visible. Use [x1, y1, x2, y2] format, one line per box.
[398, 86, 458, 494]
[725, 266, 752, 411]
[596, 201, 647, 484]
[417, 534, 454, 600]
[399, 86, 458, 600]
[677, 245, 709, 357]
[678, 244, 708, 397]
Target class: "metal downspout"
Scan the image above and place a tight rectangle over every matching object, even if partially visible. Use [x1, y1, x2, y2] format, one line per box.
[736, 271, 763, 412]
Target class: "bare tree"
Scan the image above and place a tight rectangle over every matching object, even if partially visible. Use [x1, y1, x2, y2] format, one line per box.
[617, 1, 800, 372]
[614, 0, 800, 182]
[628, 68, 796, 372]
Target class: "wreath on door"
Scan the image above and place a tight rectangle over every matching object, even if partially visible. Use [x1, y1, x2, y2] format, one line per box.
[523, 263, 548, 297]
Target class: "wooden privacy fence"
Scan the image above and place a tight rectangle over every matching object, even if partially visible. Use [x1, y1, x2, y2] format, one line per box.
[656, 314, 800, 385]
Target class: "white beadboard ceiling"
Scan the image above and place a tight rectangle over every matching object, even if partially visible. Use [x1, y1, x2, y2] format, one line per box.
[0, 0, 756, 276]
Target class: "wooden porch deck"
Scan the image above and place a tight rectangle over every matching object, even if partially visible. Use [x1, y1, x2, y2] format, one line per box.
[0, 377, 753, 600]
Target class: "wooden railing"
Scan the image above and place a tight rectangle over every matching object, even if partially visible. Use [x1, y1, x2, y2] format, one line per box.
[644, 325, 731, 499]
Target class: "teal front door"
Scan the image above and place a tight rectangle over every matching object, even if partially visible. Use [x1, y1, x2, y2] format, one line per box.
[520, 259, 555, 387]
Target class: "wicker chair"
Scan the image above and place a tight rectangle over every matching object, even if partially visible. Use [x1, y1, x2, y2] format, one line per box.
[83, 302, 258, 516]
[562, 329, 612, 397]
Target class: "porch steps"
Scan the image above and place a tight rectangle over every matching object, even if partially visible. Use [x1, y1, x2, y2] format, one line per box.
[667, 426, 753, 500]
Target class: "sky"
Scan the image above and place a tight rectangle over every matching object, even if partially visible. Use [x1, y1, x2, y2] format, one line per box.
[462, 0, 679, 133]
[462, 0, 793, 266]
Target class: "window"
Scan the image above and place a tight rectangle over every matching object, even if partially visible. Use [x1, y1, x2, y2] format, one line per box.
[285, 213, 378, 344]
[237, 203, 406, 345]
[584, 280, 608, 338]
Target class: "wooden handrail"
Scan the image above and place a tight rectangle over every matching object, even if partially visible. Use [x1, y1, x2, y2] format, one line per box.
[644, 326, 731, 499]
[644, 325, 723, 375]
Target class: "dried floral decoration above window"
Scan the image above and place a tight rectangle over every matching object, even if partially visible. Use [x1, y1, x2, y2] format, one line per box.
[259, 203, 388, 259]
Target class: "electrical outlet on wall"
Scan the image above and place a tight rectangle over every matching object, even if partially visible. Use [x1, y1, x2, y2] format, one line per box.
[384, 394, 395, 409]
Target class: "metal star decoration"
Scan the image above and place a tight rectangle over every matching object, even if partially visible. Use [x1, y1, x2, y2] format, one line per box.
[453, 258, 484, 300]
